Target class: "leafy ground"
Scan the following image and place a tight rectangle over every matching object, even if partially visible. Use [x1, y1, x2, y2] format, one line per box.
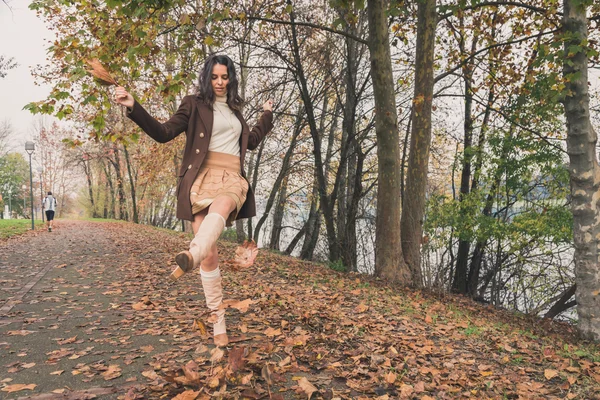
[0, 220, 598, 399]
[0, 219, 43, 239]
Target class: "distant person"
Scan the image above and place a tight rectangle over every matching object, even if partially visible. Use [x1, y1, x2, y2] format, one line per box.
[115, 54, 274, 347]
[43, 191, 57, 232]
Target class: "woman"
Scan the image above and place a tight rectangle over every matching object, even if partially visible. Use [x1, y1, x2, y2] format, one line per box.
[115, 54, 274, 347]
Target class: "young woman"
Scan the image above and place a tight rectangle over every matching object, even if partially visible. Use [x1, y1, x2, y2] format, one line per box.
[115, 54, 274, 347]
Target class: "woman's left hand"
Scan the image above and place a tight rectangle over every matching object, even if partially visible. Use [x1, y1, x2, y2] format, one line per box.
[263, 100, 273, 112]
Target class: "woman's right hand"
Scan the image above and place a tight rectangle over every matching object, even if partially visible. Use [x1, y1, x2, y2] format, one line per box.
[114, 87, 134, 109]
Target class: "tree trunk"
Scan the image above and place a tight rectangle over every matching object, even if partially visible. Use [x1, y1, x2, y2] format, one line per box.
[269, 175, 288, 250]
[289, 0, 339, 262]
[123, 145, 138, 223]
[563, 0, 600, 341]
[82, 158, 98, 218]
[453, 29, 479, 294]
[367, 0, 411, 284]
[400, 0, 437, 285]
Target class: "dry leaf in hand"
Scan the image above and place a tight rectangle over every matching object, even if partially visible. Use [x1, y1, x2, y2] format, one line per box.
[232, 240, 258, 268]
[85, 59, 118, 86]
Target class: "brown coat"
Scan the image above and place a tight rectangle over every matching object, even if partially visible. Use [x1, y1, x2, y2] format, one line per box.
[127, 95, 273, 221]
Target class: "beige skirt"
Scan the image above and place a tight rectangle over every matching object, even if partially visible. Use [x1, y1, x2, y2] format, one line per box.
[190, 151, 249, 226]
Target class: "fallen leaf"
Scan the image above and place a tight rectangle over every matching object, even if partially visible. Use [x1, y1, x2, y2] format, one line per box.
[1, 384, 37, 393]
[210, 347, 224, 363]
[385, 371, 396, 384]
[264, 327, 282, 337]
[354, 303, 368, 313]
[544, 369, 559, 380]
[57, 336, 77, 345]
[140, 345, 154, 353]
[261, 364, 272, 385]
[194, 319, 208, 335]
[55, 264, 67, 268]
[298, 377, 318, 399]
[7, 330, 35, 336]
[21, 363, 36, 369]
[172, 390, 200, 400]
[228, 298, 254, 313]
[228, 346, 246, 373]
[142, 370, 159, 380]
[102, 364, 122, 380]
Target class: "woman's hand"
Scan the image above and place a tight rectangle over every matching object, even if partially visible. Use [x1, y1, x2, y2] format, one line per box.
[114, 87, 134, 109]
[263, 100, 273, 112]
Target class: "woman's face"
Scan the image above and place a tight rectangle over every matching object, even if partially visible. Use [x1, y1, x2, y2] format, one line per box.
[211, 63, 229, 97]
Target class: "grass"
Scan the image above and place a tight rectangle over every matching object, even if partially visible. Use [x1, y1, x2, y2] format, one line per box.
[0, 219, 43, 239]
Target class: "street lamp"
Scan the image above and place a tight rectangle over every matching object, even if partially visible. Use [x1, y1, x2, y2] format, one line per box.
[37, 166, 44, 223]
[7, 188, 11, 219]
[25, 141, 35, 230]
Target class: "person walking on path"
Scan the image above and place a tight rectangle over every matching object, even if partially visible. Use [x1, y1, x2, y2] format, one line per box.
[115, 54, 274, 347]
[43, 191, 57, 232]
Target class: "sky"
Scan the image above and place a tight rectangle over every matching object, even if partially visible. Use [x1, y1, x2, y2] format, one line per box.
[0, 0, 57, 154]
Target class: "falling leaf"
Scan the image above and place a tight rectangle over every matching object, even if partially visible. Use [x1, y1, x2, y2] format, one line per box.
[1, 384, 37, 393]
[172, 390, 200, 400]
[298, 377, 318, 399]
[232, 240, 259, 268]
[102, 365, 122, 380]
[544, 369, 559, 380]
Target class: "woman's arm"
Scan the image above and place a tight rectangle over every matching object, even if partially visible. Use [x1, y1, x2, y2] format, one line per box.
[115, 87, 191, 143]
[247, 100, 274, 150]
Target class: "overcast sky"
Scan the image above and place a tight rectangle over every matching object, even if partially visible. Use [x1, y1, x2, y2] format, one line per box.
[0, 0, 56, 153]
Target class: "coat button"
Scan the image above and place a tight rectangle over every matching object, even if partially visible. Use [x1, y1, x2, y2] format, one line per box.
[188, 164, 192, 169]
[195, 149, 200, 154]
[199, 132, 205, 138]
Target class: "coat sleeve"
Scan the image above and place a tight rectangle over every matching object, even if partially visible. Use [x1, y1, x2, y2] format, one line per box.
[247, 110, 274, 150]
[127, 96, 193, 143]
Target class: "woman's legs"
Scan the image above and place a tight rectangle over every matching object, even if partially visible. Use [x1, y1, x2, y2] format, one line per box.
[187, 196, 237, 347]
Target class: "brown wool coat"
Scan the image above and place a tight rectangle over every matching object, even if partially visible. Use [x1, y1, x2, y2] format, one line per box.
[127, 95, 274, 222]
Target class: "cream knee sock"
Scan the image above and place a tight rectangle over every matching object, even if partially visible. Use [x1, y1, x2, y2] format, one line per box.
[189, 213, 226, 268]
[200, 266, 226, 336]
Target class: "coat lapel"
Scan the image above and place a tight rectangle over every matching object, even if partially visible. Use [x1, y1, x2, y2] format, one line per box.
[195, 100, 213, 138]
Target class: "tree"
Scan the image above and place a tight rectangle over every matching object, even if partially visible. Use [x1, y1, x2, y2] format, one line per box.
[0, 55, 17, 79]
[562, 0, 600, 341]
[367, 0, 411, 284]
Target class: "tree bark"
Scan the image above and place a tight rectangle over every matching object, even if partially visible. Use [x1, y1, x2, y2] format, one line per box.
[400, 0, 437, 286]
[123, 145, 138, 223]
[269, 175, 288, 250]
[367, 0, 411, 284]
[563, 0, 600, 341]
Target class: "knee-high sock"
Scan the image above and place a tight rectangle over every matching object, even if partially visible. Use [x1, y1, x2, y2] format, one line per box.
[200, 266, 226, 335]
[189, 213, 226, 268]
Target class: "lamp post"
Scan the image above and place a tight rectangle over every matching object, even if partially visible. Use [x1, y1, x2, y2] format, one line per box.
[25, 141, 35, 230]
[37, 166, 44, 223]
[7, 188, 11, 219]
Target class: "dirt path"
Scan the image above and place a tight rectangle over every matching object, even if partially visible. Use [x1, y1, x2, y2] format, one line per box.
[0, 220, 598, 399]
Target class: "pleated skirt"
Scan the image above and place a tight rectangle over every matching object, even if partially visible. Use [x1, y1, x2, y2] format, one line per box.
[190, 151, 248, 226]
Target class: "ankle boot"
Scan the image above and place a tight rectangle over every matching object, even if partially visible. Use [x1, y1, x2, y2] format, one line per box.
[200, 266, 228, 347]
[171, 213, 226, 281]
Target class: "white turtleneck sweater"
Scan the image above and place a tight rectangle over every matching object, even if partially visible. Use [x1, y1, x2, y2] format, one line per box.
[209, 95, 242, 157]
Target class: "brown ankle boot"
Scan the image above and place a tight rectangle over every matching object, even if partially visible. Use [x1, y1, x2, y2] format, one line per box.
[171, 251, 194, 281]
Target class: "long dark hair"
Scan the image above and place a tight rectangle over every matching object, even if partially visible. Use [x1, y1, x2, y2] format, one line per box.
[196, 54, 244, 111]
